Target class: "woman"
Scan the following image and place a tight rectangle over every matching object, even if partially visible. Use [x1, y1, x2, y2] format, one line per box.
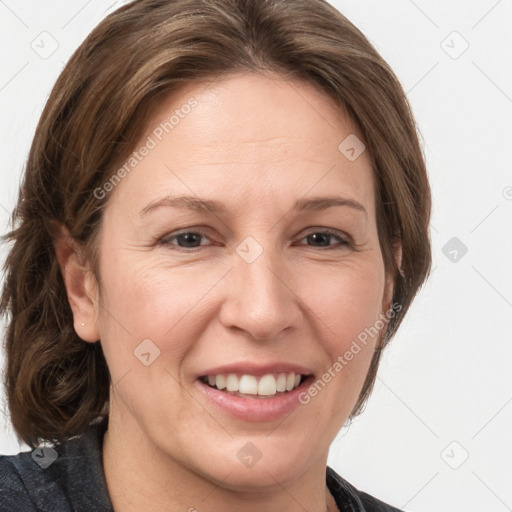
[0, 0, 431, 510]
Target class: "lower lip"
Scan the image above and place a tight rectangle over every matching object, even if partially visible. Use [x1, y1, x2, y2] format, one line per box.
[195, 376, 315, 422]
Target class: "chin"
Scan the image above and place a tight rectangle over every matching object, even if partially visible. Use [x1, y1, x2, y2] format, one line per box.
[189, 435, 321, 491]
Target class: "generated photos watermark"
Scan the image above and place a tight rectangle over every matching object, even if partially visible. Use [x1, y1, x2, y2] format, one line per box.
[298, 301, 402, 405]
[93, 97, 198, 200]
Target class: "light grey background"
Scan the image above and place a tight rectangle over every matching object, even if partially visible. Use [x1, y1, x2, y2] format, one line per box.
[1, 1, 511, 511]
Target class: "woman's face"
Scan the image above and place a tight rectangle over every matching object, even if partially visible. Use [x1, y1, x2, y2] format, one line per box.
[89, 72, 393, 488]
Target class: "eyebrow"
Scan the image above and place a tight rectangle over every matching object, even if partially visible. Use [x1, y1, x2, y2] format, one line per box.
[140, 195, 367, 218]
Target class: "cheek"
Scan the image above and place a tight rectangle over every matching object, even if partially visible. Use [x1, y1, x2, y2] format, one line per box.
[300, 259, 386, 398]
[96, 252, 227, 363]
[296, 262, 386, 417]
[300, 257, 386, 343]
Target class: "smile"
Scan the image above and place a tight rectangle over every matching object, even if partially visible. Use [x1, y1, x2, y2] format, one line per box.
[196, 371, 315, 421]
[199, 372, 306, 397]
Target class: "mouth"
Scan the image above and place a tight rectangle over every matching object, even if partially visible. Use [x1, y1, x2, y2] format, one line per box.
[198, 372, 310, 399]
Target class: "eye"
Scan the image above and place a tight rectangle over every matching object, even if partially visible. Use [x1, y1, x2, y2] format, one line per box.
[158, 228, 351, 251]
[159, 230, 211, 249]
[297, 229, 350, 249]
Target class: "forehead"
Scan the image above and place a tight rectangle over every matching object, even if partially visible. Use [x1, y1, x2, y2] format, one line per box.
[104, 72, 375, 219]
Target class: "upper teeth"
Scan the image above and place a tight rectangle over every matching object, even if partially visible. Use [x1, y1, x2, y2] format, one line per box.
[205, 372, 302, 396]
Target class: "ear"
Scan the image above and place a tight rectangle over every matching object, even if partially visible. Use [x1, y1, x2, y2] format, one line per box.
[383, 239, 402, 312]
[393, 240, 402, 274]
[53, 224, 101, 343]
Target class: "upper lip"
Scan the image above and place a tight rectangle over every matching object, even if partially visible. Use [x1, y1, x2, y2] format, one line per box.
[196, 362, 315, 378]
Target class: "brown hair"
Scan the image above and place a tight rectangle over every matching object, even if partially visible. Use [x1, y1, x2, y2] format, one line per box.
[1, 0, 431, 448]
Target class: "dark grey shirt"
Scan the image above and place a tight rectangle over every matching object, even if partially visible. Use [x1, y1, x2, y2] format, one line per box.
[0, 416, 403, 511]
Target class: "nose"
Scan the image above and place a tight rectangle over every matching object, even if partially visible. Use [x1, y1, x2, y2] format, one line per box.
[219, 239, 303, 341]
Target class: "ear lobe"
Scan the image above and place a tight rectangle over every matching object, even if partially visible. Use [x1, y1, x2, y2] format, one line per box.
[53, 224, 101, 343]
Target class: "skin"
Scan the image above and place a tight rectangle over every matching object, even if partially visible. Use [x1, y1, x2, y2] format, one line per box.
[56, 72, 399, 512]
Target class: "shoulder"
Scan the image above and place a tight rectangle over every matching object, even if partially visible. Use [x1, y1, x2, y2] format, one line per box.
[0, 416, 113, 512]
[326, 466, 404, 512]
[0, 453, 39, 511]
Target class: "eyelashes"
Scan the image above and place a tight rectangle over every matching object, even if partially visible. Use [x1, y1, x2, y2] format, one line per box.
[299, 230, 350, 248]
[157, 228, 351, 251]
[160, 231, 210, 249]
